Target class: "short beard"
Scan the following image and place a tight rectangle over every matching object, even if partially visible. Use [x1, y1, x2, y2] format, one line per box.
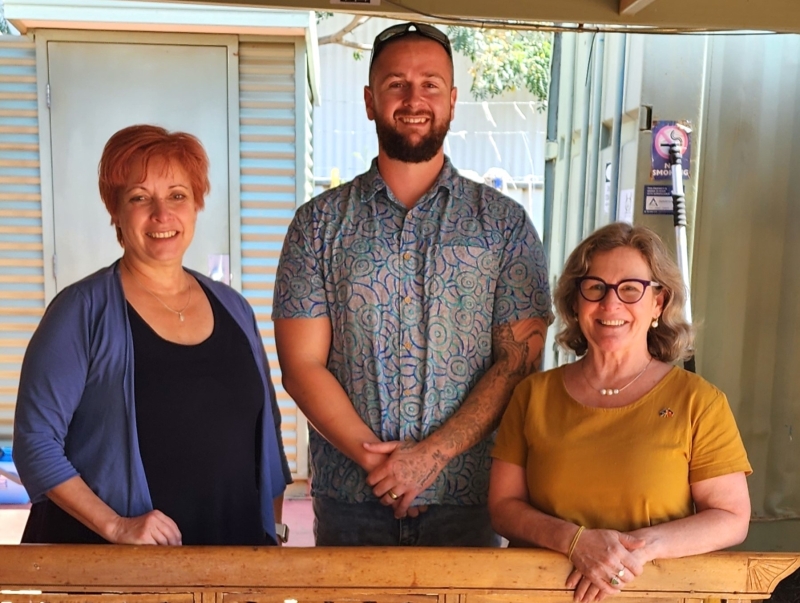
[374, 112, 450, 163]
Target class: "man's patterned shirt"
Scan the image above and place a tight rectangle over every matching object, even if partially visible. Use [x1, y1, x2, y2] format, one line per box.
[273, 158, 553, 505]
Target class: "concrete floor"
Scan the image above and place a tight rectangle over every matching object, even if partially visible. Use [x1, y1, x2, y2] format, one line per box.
[0, 504, 28, 544]
[0, 496, 315, 546]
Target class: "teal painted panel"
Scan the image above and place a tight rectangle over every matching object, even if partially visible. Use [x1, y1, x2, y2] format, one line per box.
[0, 36, 43, 445]
[238, 41, 303, 476]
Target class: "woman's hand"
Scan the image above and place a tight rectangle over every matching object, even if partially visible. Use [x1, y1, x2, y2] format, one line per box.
[567, 573, 615, 603]
[565, 528, 645, 602]
[106, 510, 182, 545]
[46, 477, 182, 545]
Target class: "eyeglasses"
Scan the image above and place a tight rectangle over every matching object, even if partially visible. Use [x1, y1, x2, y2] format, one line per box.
[576, 277, 662, 304]
[369, 22, 453, 72]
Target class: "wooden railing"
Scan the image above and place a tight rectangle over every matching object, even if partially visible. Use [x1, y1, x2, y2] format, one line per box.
[0, 546, 798, 603]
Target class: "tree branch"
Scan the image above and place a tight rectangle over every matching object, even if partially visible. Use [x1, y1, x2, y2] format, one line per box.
[332, 40, 372, 51]
[319, 15, 372, 47]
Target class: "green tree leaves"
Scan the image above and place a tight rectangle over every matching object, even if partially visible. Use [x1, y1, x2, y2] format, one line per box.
[0, 0, 11, 35]
[447, 27, 551, 102]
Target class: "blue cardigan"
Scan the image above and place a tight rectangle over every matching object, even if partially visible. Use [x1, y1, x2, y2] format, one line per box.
[13, 262, 291, 543]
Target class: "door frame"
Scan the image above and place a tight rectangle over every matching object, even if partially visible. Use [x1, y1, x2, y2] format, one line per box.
[34, 29, 242, 303]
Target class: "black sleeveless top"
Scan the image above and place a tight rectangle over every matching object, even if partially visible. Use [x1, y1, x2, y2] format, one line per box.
[23, 284, 268, 545]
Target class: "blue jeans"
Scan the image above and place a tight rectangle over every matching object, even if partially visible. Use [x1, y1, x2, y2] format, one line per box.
[313, 496, 501, 547]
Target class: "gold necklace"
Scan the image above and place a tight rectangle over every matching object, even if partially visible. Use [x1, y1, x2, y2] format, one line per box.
[582, 357, 653, 396]
[123, 263, 193, 322]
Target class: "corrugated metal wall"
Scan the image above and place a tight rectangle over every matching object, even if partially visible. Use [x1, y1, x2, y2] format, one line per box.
[691, 33, 800, 549]
[546, 33, 623, 367]
[547, 32, 706, 275]
[238, 40, 307, 478]
[547, 33, 596, 284]
[0, 36, 42, 444]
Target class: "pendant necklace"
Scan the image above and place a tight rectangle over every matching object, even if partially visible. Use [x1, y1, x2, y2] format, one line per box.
[582, 357, 653, 396]
[123, 263, 193, 322]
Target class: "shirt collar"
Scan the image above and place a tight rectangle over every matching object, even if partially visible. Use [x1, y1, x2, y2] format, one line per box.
[358, 155, 460, 205]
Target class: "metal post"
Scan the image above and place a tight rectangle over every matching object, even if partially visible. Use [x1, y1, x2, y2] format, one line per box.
[668, 143, 695, 373]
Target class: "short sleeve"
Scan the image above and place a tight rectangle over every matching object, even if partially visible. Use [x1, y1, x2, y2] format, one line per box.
[491, 378, 533, 467]
[272, 205, 328, 319]
[493, 208, 554, 326]
[689, 391, 753, 484]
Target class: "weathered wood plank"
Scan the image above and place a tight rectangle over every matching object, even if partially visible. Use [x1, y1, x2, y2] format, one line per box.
[0, 596, 194, 603]
[0, 546, 797, 601]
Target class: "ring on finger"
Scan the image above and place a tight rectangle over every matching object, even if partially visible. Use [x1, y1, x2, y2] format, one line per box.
[387, 490, 399, 500]
[618, 568, 625, 578]
[609, 576, 620, 586]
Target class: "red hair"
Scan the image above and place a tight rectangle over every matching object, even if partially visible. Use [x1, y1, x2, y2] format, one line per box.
[98, 124, 211, 243]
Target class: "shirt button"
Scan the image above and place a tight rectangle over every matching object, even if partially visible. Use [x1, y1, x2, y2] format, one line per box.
[403, 252, 411, 261]
[404, 341, 412, 350]
[404, 296, 412, 304]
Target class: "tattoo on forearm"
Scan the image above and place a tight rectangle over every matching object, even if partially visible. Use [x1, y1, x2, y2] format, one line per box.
[431, 318, 547, 457]
[492, 320, 546, 378]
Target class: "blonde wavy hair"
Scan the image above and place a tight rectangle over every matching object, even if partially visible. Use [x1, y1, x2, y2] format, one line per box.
[554, 222, 694, 362]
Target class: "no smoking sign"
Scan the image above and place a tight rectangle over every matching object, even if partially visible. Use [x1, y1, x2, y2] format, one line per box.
[651, 121, 691, 180]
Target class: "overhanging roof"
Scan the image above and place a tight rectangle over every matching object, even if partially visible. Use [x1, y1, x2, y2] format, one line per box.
[6, 0, 313, 35]
[5, 0, 321, 102]
[166, 0, 800, 33]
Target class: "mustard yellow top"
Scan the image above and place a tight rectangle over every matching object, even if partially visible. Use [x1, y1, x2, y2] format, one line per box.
[492, 366, 752, 532]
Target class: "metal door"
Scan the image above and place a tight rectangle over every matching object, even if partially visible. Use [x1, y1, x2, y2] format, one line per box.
[46, 40, 231, 291]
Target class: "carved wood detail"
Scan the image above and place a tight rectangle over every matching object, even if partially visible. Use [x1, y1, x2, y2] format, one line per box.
[746, 555, 800, 592]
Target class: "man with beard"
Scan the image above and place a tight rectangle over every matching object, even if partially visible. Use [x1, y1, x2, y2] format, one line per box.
[273, 22, 553, 546]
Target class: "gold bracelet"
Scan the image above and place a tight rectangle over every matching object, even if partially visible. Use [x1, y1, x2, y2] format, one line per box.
[567, 526, 585, 562]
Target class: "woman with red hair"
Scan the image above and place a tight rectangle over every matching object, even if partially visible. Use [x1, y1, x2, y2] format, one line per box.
[14, 125, 292, 545]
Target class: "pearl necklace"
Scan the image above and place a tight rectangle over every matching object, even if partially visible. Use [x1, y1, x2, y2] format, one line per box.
[123, 263, 193, 322]
[582, 357, 653, 396]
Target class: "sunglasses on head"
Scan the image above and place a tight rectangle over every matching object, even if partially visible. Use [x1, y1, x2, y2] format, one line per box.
[369, 22, 453, 72]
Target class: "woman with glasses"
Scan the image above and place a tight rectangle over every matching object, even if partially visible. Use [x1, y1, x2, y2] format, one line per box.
[488, 222, 751, 602]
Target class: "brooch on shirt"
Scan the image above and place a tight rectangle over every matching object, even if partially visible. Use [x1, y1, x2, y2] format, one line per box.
[659, 408, 674, 418]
